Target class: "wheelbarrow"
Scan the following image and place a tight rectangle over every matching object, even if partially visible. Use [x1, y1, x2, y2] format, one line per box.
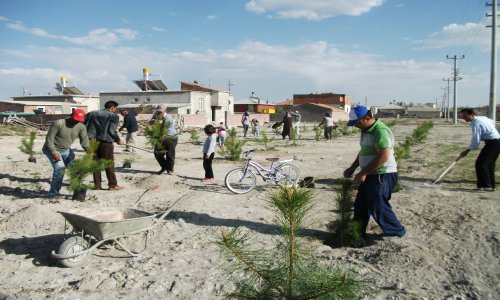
[51, 188, 189, 267]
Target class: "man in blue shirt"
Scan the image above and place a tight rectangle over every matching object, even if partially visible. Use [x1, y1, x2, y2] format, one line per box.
[119, 110, 139, 152]
[459, 108, 500, 191]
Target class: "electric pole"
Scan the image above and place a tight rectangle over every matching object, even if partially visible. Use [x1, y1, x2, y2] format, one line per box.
[443, 78, 452, 121]
[487, 0, 498, 121]
[446, 55, 465, 124]
[441, 87, 447, 118]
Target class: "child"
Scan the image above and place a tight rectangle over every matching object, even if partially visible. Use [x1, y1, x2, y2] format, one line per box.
[217, 122, 227, 146]
[251, 118, 260, 137]
[202, 124, 217, 182]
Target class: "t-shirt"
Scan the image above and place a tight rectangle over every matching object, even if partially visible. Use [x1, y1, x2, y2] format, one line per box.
[358, 119, 397, 174]
[323, 117, 334, 128]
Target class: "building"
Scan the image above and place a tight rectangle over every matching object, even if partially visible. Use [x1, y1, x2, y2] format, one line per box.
[8, 76, 99, 113]
[100, 69, 234, 123]
[234, 93, 275, 114]
[270, 103, 348, 123]
[292, 93, 351, 113]
[0, 99, 87, 115]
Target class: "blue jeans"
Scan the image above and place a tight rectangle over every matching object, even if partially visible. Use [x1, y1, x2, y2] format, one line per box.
[43, 146, 75, 195]
[353, 173, 405, 237]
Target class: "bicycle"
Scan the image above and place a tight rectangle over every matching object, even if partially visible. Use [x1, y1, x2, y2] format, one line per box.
[224, 149, 300, 194]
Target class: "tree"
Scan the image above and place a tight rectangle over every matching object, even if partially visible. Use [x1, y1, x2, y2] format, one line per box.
[19, 131, 37, 163]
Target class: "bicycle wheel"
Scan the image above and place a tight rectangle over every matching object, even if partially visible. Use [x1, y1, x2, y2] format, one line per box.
[225, 168, 257, 194]
[275, 163, 300, 186]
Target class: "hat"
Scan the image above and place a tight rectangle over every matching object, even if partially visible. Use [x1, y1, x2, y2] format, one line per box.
[347, 106, 369, 126]
[156, 104, 167, 112]
[71, 109, 85, 122]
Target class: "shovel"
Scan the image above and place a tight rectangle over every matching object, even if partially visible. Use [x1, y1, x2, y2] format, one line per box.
[432, 157, 461, 184]
[121, 144, 167, 155]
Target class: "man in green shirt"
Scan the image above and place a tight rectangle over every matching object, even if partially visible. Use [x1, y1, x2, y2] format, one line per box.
[343, 106, 405, 238]
[43, 109, 89, 197]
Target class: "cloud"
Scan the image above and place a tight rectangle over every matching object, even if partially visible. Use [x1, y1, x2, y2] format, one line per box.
[151, 26, 166, 32]
[205, 15, 217, 21]
[414, 19, 489, 51]
[5, 20, 139, 48]
[0, 16, 9, 22]
[245, 0, 383, 20]
[1, 40, 480, 105]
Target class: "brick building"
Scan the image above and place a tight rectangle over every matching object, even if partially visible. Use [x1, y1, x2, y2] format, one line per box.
[292, 93, 351, 113]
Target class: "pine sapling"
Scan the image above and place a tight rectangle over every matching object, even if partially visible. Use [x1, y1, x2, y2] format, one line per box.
[19, 131, 37, 163]
[257, 130, 275, 151]
[224, 127, 246, 161]
[189, 128, 200, 144]
[314, 126, 322, 141]
[217, 186, 363, 299]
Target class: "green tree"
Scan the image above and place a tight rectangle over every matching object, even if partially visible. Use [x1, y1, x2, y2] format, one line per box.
[224, 127, 246, 161]
[257, 130, 275, 151]
[19, 131, 37, 163]
[217, 186, 363, 299]
[189, 128, 200, 144]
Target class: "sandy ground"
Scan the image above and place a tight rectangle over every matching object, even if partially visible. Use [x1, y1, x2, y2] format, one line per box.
[0, 120, 498, 299]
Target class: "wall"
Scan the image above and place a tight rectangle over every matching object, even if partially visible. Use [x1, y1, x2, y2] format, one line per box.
[0, 101, 24, 112]
[292, 93, 351, 112]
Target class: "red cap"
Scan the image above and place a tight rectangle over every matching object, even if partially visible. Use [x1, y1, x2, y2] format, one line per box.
[72, 109, 86, 122]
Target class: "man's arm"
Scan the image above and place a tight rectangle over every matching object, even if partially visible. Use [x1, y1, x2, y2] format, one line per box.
[343, 154, 360, 178]
[79, 125, 90, 151]
[45, 122, 62, 160]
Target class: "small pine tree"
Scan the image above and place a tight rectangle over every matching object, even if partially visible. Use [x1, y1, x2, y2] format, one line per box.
[143, 121, 166, 150]
[291, 127, 299, 146]
[314, 126, 322, 141]
[332, 128, 341, 139]
[217, 186, 363, 299]
[19, 131, 37, 163]
[189, 128, 200, 144]
[66, 140, 113, 200]
[328, 179, 366, 248]
[257, 130, 275, 151]
[224, 127, 246, 161]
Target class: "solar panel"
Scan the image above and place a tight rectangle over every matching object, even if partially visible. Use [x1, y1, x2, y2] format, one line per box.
[133, 80, 168, 91]
[63, 86, 84, 95]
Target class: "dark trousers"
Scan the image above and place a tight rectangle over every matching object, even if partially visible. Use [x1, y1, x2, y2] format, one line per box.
[476, 139, 500, 189]
[93, 141, 117, 189]
[203, 153, 215, 179]
[154, 136, 178, 172]
[353, 173, 405, 237]
[324, 126, 333, 140]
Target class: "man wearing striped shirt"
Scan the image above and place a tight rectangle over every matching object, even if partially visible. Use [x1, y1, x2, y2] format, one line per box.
[459, 108, 500, 191]
[343, 106, 406, 238]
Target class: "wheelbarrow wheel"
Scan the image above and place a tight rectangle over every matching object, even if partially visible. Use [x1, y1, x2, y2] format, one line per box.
[57, 236, 90, 267]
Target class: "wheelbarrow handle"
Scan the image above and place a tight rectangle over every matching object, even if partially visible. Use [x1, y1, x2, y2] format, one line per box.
[154, 192, 193, 225]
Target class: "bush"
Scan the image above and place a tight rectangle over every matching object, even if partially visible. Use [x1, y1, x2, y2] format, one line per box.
[19, 131, 37, 162]
[314, 126, 322, 141]
[189, 128, 200, 144]
[257, 130, 275, 151]
[224, 127, 246, 161]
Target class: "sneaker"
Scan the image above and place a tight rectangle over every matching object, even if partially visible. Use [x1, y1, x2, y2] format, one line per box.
[167, 171, 173, 175]
[202, 178, 215, 183]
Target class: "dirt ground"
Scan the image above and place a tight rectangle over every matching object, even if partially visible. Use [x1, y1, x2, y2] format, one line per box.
[0, 119, 498, 299]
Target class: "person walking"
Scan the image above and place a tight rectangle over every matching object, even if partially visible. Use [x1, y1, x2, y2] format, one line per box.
[318, 112, 334, 140]
[343, 106, 405, 238]
[292, 110, 301, 136]
[154, 106, 178, 175]
[119, 109, 138, 152]
[458, 108, 500, 191]
[241, 111, 250, 137]
[281, 111, 293, 140]
[43, 109, 89, 197]
[202, 124, 217, 182]
[217, 122, 227, 146]
[84, 100, 125, 191]
[251, 118, 260, 137]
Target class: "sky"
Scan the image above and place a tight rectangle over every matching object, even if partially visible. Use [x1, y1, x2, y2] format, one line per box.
[0, 0, 495, 107]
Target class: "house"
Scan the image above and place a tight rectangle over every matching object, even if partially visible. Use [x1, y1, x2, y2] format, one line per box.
[292, 93, 351, 113]
[100, 69, 234, 124]
[375, 104, 406, 118]
[270, 103, 348, 123]
[234, 93, 275, 114]
[10, 76, 99, 113]
[406, 107, 441, 118]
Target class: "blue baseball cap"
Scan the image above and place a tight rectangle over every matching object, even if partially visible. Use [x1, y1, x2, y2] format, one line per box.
[347, 106, 369, 126]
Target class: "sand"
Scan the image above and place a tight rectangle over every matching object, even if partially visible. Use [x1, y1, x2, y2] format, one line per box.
[0, 120, 498, 299]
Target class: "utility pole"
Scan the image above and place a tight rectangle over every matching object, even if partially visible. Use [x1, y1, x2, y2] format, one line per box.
[446, 55, 465, 124]
[441, 87, 447, 118]
[228, 80, 236, 92]
[487, 0, 498, 121]
[443, 78, 451, 121]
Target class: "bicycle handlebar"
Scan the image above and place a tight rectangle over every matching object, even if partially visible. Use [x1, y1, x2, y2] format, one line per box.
[242, 149, 256, 159]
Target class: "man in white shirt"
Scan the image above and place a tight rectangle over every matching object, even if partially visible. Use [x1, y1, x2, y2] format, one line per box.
[459, 108, 500, 191]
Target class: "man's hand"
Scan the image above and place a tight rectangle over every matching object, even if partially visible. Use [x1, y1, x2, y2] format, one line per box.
[51, 151, 62, 161]
[117, 140, 125, 145]
[353, 172, 367, 185]
[343, 166, 356, 178]
[459, 149, 470, 158]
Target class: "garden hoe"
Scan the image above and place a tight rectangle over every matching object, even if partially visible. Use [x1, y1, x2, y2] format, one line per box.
[431, 156, 461, 184]
[121, 144, 167, 155]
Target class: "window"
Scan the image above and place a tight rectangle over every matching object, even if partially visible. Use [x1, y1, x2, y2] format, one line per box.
[198, 98, 205, 111]
[54, 106, 63, 114]
[146, 98, 151, 102]
[133, 98, 139, 103]
[36, 106, 46, 112]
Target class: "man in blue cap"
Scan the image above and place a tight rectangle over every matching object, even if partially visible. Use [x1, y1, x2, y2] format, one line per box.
[343, 106, 405, 239]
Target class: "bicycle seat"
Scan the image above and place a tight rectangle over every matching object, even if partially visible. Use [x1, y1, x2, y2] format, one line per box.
[265, 157, 280, 162]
